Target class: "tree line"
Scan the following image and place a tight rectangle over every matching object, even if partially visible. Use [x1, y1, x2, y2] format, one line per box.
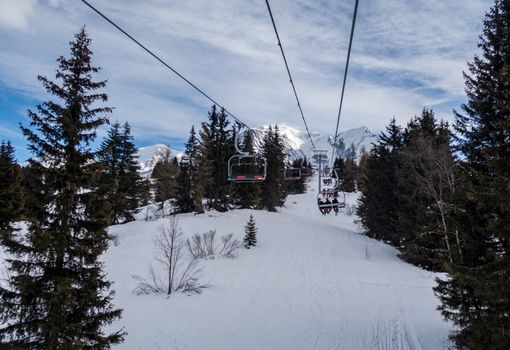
[357, 1, 510, 347]
[152, 107, 312, 214]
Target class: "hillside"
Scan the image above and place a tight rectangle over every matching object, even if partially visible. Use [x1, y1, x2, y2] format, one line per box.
[105, 182, 451, 349]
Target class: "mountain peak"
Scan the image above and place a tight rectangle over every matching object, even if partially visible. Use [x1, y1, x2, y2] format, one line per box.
[136, 125, 378, 175]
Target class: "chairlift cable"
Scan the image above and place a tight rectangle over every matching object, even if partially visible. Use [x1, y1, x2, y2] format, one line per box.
[330, 0, 359, 168]
[80, 0, 282, 152]
[264, 0, 317, 152]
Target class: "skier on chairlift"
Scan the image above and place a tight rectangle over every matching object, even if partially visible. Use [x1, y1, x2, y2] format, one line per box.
[332, 197, 339, 215]
[318, 198, 327, 215]
[324, 198, 332, 214]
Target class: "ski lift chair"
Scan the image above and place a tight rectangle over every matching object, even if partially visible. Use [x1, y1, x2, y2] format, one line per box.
[284, 167, 301, 181]
[228, 154, 267, 183]
[323, 177, 333, 185]
[228, 127, 267, 183]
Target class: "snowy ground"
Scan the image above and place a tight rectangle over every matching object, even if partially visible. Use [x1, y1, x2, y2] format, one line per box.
[104, 185, 452, 350]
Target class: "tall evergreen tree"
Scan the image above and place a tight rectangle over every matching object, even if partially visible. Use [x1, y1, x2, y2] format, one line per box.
[20, 162, 47, 223]
[0, 141, 23, 230]
[397, 109, 459, 270]
[234, 130, 262, 208]
[97, 121, 143, 224]
[340, 144, 357, 193]
[0, 28, 124, 348]
[198, 106, 234, 211]
[435, 1, 510, 347]
[176, 126, 204, 213]
[285, 158, 307, 195]
[260, 126, 287, 211]
[357, 118, 403, 246]
[356, 147, 369, 193]
[152, 155, 179, 206]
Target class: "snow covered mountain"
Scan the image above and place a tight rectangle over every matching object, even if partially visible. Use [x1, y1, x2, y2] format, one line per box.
[252, 124, 378, 162]
[136, 144, 183, 177]
[137, 125, 378, 175]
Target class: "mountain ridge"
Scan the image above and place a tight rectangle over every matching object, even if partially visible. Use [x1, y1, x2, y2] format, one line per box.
[136, 125, 378, 175]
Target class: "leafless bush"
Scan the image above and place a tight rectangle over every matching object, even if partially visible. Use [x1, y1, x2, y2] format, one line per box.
[218, 233, 241, 258]
[187, 230, 240, 259]
[203, 230, 216, 257]
[134, 216, 208, 296]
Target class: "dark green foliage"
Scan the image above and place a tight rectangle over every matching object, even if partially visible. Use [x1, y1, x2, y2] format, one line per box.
[434, 1, 510, 347]
[396, 109, 459, 270]
[234, 130, 262, 207]
[339, 144, 357, 193]
[260, 126, 287, 212]
[97, 122, 143, 224]
[357, 118, 403, 246]
[332, 157, 345, 178]
[285, 158, 307, 195]
[0, 141, 23, 230]
[358, 110, 460, 271]
[20, 162, 47, 222]
[243, 215, 257, 248]
[152, 155, 179, 204]
[176, 126, 204, 213]
[198, 106, 234, 212]
[0, 28, 124, 348]
[356, 147, 369, 193]
[138, 178, 152, 207]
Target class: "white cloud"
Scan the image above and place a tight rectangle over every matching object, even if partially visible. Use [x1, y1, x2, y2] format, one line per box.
[0, 0, 36, 29]
[0, 0, 490, 149]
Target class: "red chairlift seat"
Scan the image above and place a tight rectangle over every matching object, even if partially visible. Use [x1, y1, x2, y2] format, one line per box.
[228, 154, 267, 183]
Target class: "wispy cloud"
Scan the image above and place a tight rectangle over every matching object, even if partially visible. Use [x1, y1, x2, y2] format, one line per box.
[0, 0, 489, 153]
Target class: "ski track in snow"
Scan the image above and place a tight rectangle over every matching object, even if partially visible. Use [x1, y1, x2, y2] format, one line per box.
[1, 182, 451, 350]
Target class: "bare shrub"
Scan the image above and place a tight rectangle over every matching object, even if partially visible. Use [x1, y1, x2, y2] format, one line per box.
[203, 230, 216, 257]
[134, 216, 208, 296]
[187, 230, 240, 259]
[218, 233, 241, 258]
[186, 234, 205, 260]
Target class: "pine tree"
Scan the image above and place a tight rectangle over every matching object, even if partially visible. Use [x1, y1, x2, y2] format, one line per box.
[285, 158, 307, 195]
[434, 1, 510, 347]
[0, 141, 23, 230]
[152, 155, 179, 206]
[340, 144, 357, 192]
[396, 109, 459, 270]
[356, 147, 369, 193]
[357, 118, 403, 246]
[260, 126, 287, 211]
[0, 28, 124, 348]
[20, 162, 47, 222]
[198, 106, 234, 211]
[176, 126, 204, 213]
[234, 129, 262, 207]
[97, 121, 143, 224]
[243, 214, 257, 248]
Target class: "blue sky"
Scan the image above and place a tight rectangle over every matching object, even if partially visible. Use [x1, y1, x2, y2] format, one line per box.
[0, 0, 488, 161]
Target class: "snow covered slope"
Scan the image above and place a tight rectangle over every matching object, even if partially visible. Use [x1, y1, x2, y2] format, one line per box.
[105, 183, 451, 350]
